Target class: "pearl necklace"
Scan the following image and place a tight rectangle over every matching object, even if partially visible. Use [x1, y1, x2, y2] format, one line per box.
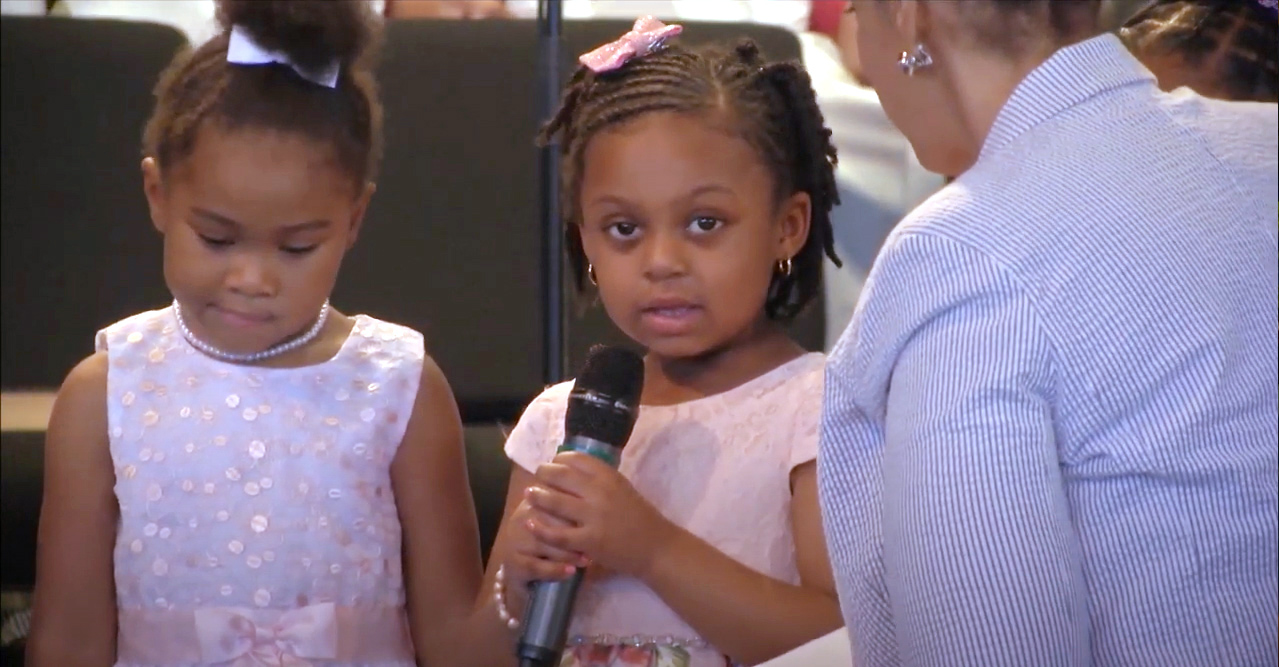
[172, 299, 330, 364]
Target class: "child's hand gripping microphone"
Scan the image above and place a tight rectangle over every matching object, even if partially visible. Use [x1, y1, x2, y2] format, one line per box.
[516, 345, 645, 667]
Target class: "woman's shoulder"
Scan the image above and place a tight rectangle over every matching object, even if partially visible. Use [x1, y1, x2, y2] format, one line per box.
[890, 181, 978, 238]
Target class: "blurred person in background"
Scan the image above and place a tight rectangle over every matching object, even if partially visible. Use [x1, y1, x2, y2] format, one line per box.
[502, 0, 811, 33]
[384, 0, 508, 20]
[0, 0, 47, 16]
[47, 0, 499, 44]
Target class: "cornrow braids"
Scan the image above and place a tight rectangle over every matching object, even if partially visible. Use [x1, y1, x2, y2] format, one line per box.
[142, 0, 384, 187]
[1121, 0, 1278, 102]
[539, 40, 842, 323]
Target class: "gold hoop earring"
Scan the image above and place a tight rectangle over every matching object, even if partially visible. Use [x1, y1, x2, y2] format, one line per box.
[776, 258, 793, 277]
[587, 264, 598, 286]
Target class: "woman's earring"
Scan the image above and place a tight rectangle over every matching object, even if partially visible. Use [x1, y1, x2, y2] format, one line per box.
[587, 264, 598, 286]
[776, 258, 793, 277]
[897, 43, 933, 76]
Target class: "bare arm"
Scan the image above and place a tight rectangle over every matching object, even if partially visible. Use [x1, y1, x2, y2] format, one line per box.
[26, 353, 118, 666]
[640, 461, 842, 665]
[453, 465, 546, 667]
[394, 356, 486, 666]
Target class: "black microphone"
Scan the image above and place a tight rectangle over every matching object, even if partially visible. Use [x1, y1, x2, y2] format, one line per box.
[516, 345, 645, 667]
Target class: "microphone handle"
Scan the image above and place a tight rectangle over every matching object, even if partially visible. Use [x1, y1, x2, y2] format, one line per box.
[516, 568, 584, 666]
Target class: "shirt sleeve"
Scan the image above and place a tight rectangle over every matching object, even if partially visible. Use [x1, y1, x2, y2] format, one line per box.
[787, 358, 823, 472]
[503, 384, 568, 474]
[820, 231, 1091, 667]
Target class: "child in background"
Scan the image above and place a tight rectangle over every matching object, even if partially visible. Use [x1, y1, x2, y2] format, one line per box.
[26, 2, 482, 665]
[1121, 0, 1278, 102]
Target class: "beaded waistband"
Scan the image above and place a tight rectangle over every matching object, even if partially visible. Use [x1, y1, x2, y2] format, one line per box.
[569, 633, 710, 650]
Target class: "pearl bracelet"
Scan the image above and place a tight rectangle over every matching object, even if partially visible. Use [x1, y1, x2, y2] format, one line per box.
[494, 565, 520, 630]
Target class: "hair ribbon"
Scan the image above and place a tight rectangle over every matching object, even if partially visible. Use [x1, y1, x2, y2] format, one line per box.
[579, 16, 683, 73]
[226, 24, 340, 88]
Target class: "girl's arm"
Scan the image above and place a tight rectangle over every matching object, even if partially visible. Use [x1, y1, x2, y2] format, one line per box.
[393, 356, 486, 667]
[460, 465, 542, 667]
[637, 461, 841, 664]
[27, 353, 119, 666]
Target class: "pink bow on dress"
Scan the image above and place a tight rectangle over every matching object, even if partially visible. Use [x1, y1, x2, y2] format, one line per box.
[579, 16, 683, 73]
[194, 602, 339, 666]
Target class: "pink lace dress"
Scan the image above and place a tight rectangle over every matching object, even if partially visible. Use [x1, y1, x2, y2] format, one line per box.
[98, 307, 423, 666]
[505, 353, 824, 667]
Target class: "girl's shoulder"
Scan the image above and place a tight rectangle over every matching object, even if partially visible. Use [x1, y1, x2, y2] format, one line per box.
[344, 314, 426, 360]
[503, 380, 573, 473]
[94, 306, 172, 353]
[770, 350, 824, 388]
[707, 351, 825, 408]
[516, 380, 574, 430]
[313, 313, 426, 376]
[348, 314, 424, 344]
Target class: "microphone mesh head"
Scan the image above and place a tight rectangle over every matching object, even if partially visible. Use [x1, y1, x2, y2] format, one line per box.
[565, 345, 644, 447]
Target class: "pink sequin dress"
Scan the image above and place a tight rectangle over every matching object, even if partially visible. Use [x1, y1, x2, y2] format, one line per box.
[97, 307, 423, 666]
[505, 353, 824, 667]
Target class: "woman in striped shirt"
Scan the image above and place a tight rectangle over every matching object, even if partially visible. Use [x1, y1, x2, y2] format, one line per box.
[820, 1, 1277, 665]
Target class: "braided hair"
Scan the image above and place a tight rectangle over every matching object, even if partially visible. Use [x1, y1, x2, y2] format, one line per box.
[1121, 0, 1278, 102]
[538, 40, 842, 323]
[143, 0, 384, 186]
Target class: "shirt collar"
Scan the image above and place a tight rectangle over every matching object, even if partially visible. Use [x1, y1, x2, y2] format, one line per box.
[979, 33, 1156, 163]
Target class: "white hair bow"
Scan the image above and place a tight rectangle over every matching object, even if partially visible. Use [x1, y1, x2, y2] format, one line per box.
[226, 24, 340, 89]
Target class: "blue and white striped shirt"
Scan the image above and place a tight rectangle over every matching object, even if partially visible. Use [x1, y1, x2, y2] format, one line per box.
[818, 34, 1278, 667]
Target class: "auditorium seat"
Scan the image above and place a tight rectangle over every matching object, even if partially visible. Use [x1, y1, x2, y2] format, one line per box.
[0, 16, 186, 393]
[1, 19, 186, 660]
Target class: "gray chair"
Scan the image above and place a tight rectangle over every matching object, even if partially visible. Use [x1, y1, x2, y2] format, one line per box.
[0, 17, 187, 391]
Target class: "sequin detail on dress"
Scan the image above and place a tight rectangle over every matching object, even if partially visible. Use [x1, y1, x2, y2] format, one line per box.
[97, 307, 424, 666]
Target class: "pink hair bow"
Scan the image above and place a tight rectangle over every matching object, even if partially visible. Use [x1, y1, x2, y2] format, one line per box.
[579, 16, 683, 73]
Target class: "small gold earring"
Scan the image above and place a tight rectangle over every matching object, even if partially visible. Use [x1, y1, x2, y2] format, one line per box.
[587, 264, 598, 286]
[776, 258, 793, 277]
